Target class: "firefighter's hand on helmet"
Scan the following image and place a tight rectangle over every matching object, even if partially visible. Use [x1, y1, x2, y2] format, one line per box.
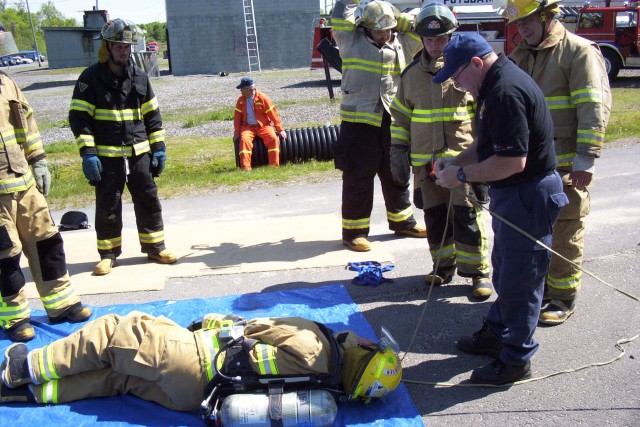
[81, 154, 102, 183]
[32, 159, 51, 197]
[389, 144, 410, 185]
[152, 150, 166, 177]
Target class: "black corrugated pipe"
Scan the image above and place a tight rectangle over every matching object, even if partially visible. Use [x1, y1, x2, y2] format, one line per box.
[234, 125, 340, 169]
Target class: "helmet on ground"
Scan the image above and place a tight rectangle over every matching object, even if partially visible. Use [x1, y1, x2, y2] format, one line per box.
[357, 1, 400, 31]
[502, 0, 562, 25]
[415, 2, 459, 37]
[342, 344, 402, 402]
[99, 18, 140, 44]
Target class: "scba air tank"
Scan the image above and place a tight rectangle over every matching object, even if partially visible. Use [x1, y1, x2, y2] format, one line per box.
[219, 389, 337, 427]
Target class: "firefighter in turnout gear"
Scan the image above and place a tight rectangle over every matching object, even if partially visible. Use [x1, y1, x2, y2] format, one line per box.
[390, 2, 493, 299]
[69, 18, 177, 276]
[331, 0, 426, 252]
[504, 0, 612, 324]
[0, 312, 402, 414]
[0, 71, 92, 342]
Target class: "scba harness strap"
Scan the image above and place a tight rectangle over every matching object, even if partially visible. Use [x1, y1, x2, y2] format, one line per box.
[347, 261, 395, 286]
[200, 321, 344, 425]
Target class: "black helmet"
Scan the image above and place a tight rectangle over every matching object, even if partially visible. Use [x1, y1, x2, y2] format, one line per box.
[98, 18, 139, 44]
[415, 2, 459, 37]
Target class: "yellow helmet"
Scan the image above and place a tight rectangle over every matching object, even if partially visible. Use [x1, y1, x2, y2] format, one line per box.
[502, 0, 561, 25]
[357, 1, 400, 31]
[342, 344, 402, 402]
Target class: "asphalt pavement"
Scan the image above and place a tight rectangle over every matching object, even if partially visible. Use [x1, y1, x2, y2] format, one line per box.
[47, 142, 640, 426]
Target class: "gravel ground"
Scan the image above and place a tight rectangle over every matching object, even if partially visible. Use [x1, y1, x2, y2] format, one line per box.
[7, 64, 342, 144]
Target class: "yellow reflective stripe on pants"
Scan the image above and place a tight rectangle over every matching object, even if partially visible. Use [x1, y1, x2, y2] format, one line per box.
[0, 300, 30, 329]
[139, 230, 164, 245]
[342, 217, 370, 230]
[34, 345, 62, 382]
[97, 236, 122, 251]
[40, 285, 78, 311]
[38, 380, 60, 404]
[387, 206, 413, 223]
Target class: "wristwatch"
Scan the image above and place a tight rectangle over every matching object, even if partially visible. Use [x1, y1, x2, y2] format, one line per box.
[456, 167, 467, 183]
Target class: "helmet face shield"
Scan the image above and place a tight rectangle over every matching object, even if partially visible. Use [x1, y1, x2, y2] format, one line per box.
[99, 18, 139, 44]
[415, 2, 459, 37]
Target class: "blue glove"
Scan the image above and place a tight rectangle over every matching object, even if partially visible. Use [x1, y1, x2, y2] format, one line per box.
[81, 154, 102, 183]
[152, 150, 166, 177]
[32, 159, 51, 196]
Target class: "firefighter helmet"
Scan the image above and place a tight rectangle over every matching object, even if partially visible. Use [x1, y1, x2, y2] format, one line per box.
[357, 1, 400, 31]
[502, 0, 562, 25]
[342, 344, 402, 402]
[415, 2, 459, 37]
[99, 18, 140, 44]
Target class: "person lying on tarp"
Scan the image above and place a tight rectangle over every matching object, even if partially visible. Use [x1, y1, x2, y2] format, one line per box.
[0, 311, 402, 415]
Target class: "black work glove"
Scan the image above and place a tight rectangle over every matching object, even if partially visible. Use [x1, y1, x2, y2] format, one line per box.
[390, 144, 410, 185]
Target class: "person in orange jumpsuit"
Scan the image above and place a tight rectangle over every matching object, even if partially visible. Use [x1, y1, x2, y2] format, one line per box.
[233, 77, 287, 170]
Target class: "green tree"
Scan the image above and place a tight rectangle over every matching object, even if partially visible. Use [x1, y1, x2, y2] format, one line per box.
[0, 0, 78, 54]
[139, 21, 166, 43]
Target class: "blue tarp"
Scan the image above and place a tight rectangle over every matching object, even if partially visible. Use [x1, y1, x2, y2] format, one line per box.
[0, 285, 423, 426]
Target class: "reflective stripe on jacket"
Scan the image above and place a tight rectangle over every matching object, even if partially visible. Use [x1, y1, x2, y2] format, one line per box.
[0, 73, 44, 194]
[509, 22, 611, 169]
[233, 90, 284, 134]
[332, 0, 422, 128]
[69, 62, 166, 158]
[390, 52, 476, 167]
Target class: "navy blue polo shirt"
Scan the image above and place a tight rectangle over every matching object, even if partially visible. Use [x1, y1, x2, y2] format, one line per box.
[475, 53, 556, 187]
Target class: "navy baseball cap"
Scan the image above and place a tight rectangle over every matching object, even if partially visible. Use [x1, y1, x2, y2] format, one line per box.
[236, 77, 255, 89]
[433, 33, 493, 84]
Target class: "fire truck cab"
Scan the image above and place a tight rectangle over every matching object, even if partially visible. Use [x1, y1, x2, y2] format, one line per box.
[574, 3, 640, 79]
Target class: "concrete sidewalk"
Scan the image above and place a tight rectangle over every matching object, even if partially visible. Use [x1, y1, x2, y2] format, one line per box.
[49, 143, 640, 426]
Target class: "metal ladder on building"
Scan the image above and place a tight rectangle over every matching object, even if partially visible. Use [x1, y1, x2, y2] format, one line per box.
[242, 0, 261, 72]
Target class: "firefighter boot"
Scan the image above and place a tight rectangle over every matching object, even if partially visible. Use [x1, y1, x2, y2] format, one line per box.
[395, 225, 427, 238]
[425, 266, 456, 286]
[342, 236, 371, 252]
[0, 383, 34, 403]
[539, 299, 576, 325]
[6, 322, 35, 343]
[49, 302, 93, 324]
[94, 258, 116, 275]
[1, 343, 32, 388]
[148, 250, 177, 264]
[471, 277, 493, 300]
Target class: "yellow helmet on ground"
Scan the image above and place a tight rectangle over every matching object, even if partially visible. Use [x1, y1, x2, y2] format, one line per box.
[342, 344, 402, 402]
[502, 0, 561, 25]
[357, 1, 400, 30]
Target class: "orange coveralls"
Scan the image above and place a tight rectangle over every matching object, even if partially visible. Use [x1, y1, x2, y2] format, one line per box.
[234, 90, 284, 170]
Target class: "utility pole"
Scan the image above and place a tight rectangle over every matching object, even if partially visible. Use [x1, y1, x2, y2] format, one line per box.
[25, 0, 42, 67]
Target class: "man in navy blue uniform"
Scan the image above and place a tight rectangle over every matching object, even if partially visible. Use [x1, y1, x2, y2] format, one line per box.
[433, 33, 568, 385]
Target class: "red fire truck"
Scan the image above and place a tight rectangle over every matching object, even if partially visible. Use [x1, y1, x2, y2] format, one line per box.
[573, 2, 640, 79]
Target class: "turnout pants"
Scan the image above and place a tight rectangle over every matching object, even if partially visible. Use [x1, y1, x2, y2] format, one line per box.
[336, 115, 417, 240]
[416, 166, 490, 278]
[239, 124, 280, 170]
[546, 170, 590, 300]
[94, 153, 166, 260]
[0, 184, 81, 329]
[486, 172, 567, 364]
[28, 312, 208, 411]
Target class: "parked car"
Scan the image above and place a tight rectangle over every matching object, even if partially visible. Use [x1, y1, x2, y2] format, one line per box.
[0, 56, 17, 66]
[17, 56, 33, 64]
